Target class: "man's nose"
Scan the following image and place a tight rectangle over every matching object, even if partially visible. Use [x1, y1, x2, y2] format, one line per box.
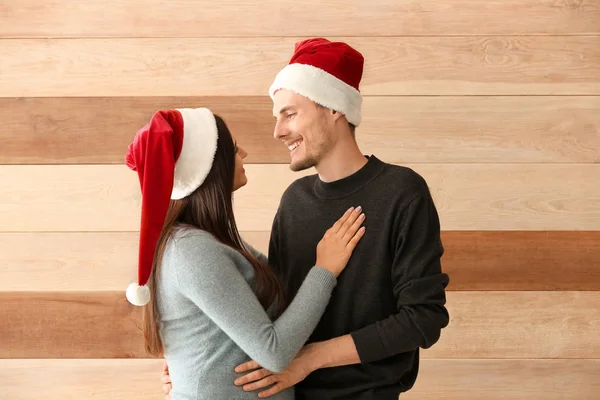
[274, 120, 286, 140]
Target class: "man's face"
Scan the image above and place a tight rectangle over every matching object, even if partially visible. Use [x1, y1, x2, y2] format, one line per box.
[272, 89, 334, 171]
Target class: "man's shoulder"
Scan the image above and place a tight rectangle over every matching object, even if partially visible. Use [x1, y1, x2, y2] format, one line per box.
[378, 161, 431, 197]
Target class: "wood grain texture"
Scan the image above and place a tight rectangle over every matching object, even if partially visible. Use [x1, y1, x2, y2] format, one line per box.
[2, 291, 598, 359]
[1, 37, 598, 97]
[2, 0, 599, 37]
[427, 292, 600, 359]
[402, 359, 600, 400]
[440, 231, 600, 291]
[0, 292, 145, 358]
[0, 97, 281, 164]
[2, 231, 599, 292]
[0, 359, 164, 400]
[0, 358, 597, 400]
[1, 164, 599, 231]
[360, 96, 600, 164]
[1, 359, 598, 400]
[3, 96, 600, 164]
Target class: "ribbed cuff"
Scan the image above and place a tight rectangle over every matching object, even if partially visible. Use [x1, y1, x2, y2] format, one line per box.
[306, 266, 337, 292]
[350, 325, 387, 364]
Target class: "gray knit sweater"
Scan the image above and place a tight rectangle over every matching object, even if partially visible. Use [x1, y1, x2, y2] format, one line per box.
[155, 225, 337, 400]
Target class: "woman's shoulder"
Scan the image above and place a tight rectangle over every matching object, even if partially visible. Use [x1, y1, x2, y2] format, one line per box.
[170, 224, 215, 244]
[164, 225, 255, 284]
[168, 224, 238, 263]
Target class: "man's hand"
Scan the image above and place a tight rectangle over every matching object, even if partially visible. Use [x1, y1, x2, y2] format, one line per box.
[233, 345, 316, 398]
[161, 360, 172, 399]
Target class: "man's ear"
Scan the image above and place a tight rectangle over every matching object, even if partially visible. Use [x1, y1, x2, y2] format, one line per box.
[330, 109, 344, 122]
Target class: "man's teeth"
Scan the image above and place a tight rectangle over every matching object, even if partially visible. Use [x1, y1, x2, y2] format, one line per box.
[288, 141, 301, 151]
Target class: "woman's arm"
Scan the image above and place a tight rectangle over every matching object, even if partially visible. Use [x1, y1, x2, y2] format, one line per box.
[172, 233, 336, 373]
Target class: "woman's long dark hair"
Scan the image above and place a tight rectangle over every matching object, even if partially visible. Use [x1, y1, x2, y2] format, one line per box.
[143, 114, 286, 356]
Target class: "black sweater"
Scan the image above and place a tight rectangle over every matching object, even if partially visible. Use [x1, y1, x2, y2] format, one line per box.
[268, 155, 450, 400]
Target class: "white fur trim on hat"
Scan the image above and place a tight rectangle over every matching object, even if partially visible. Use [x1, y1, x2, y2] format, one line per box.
[126, 283, 151, 306]
[269, 63, 362, 126]
[171, 108, 219, 200]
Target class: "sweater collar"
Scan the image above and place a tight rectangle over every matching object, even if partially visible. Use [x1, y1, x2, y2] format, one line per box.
[313, 155, 386, 199]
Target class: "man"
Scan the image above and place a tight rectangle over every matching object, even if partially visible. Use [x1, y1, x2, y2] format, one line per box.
[162, 37, 449, 399]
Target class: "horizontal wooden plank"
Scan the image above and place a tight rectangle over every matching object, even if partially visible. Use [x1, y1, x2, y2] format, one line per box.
[1, 164, 599, 231]
[403, 359, 600, 400]
[360, 96, 600, 164]
[0, 232, 140, 291]
[428, 292, 600, 359]
[0, 292, 145, 358]
[2, 231, 599, 291]
[2, 0, 599, 37]
[440, 231, 600, 291]
[1, 37, 598, 97]
[0, 359, 164, 400]
[0, 359, 600, 400]
[1, 359, 598, 400]
[3, 96, 600, 164]
[0, 97, 282, 164]
[1, 292, 598, 359]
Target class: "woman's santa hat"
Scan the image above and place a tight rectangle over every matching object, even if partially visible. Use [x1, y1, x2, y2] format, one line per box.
[124, 108, 218, 306]
[269, 38, 364, 126]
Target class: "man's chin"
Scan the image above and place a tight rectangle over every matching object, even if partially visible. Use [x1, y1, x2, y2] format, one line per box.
[289, 158, 315, 172]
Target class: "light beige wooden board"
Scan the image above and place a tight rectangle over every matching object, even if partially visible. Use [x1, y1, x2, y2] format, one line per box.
[2, 231, 600, 291]
[2, 0, 599, 37]
[1, 359, 598, 400]
[2, 291, 598, 359]
[402, 359, 600, 400]
[0, 232, 140, 291]
[0, 359, 164, 400]
[1, 37, 598, 97]
[424, 291, 600, 359]
[1, 164, 599, 232]
[3, 96, 599, 164]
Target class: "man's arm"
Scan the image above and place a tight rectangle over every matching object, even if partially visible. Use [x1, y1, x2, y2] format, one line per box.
[233, 336, 358, 397]
[235, 189, 450, 395]
[300, 334, 360, 370]
[292, 191, 449, 368]
[350, 191, 449, 363]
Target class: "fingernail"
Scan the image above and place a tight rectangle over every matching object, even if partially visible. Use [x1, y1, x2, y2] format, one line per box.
[360, 213, 365, 219]
[356, 206, 362, 211]
[347, 207, 354, 212]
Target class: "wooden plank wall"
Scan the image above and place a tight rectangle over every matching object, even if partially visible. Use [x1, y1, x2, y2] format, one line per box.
[1, 1, 599, 398]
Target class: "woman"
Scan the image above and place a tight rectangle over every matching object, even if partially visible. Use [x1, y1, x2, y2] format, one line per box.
[124, 107, 366, 400]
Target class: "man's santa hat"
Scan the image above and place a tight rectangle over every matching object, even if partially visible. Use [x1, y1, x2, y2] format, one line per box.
[124, 108, 218, 306]
[269, 38, 364, 126]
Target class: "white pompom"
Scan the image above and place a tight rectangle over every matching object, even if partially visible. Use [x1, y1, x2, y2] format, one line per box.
[126, 283, 151, 306]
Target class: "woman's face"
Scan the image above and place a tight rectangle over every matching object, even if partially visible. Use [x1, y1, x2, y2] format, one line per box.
[232, 135, 248, 191]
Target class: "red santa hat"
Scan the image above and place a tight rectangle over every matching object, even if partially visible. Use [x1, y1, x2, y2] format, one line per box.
[269, 38, 364, 126]
[124, 107, 218, 306]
